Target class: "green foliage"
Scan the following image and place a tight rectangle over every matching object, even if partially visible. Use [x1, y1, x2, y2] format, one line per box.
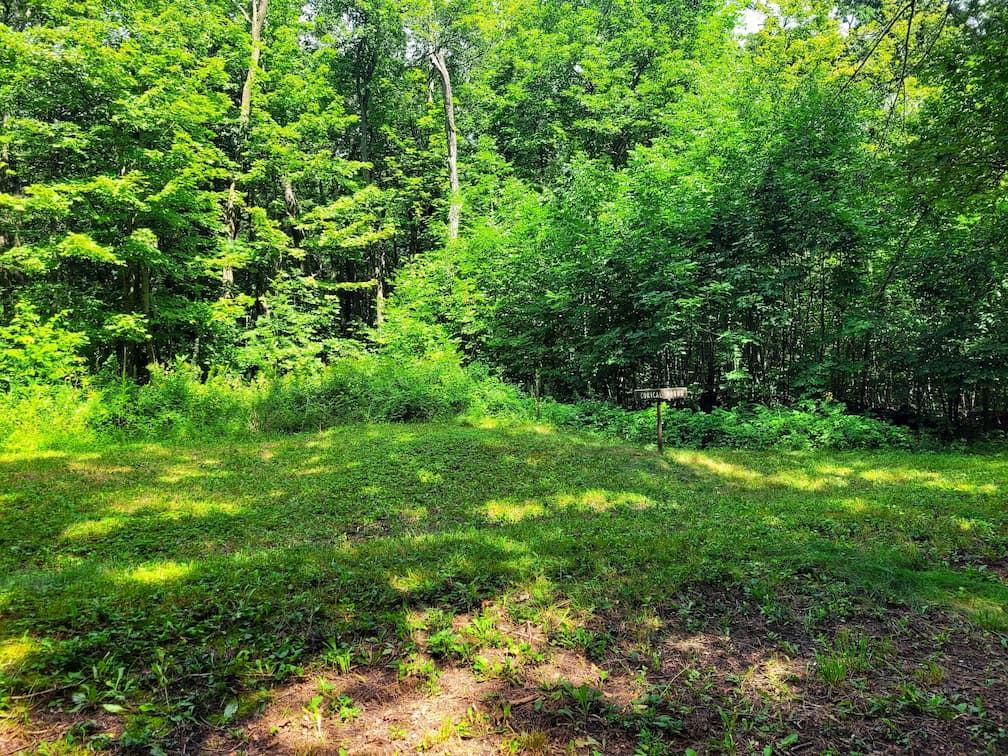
[2, 0, 1007, 429]
[0, 301, 88, 390]
[252, 352, 478, 431]
[544, 399, 913, 450]
[0, 383, 96, 450]
[89, 363, 255, 440]
[17, 350, 526, 443]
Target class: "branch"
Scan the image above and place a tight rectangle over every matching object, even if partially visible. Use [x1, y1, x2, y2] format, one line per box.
[874, 205, 930, 303]
[836, 2, 912, 100]
[236, 0, 250, 24]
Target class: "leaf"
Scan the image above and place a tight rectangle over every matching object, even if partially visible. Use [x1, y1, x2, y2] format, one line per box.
[101, 703, 125, 713]
[223, 699, 239, 720]
[56, 233, 122, 265]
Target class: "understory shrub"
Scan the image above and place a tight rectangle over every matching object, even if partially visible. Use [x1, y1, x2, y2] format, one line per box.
[252, 352, 480, 431]
[0, 363, 917, 452]
[89, 363, 255, 439]
[544, 399, 914, 450]
[24, 352, 530, 443]
[0, 383, 97, 450]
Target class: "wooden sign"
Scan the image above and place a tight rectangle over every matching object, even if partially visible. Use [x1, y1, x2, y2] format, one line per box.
[634, 387, 688, 401]
[633, 387, 688, 453]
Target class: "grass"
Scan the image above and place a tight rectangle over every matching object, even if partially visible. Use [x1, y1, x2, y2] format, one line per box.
[0, 421, 1006, 753]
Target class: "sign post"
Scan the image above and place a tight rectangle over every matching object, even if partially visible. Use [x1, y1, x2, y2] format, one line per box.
[657, 397, 663, 453]
[633, 387, 688, 453]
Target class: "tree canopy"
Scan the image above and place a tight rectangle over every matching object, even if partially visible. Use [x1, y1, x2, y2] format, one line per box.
[1, 0, 1005, 422]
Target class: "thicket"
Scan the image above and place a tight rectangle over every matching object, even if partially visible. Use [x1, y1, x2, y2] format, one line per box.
[544, 399, 915, 450]
[0, 361, 924, 453]
[0, 299, 975, 452]
[0, 358, 527, 448]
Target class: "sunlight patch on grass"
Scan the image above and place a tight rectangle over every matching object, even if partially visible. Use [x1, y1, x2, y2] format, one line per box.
[958, 598, 1008, 631]
[953, 517, 995, 534]
[840, 497, 869, 514]
[417, 469, 443, 485]
[670, 451, 763, 484]
[0, 450, 70, 464]
[294, 466, 333, 476]
[118, 560, 194, 585]
[66, 461, 133, 480]
[555, 489, 653, 512]
[859, 467, 998, 494]
[114, 497, 243, 518]
[739, 656, 803, 701]
[466, 415, 506, 430]
[389, 568, 434, 593]
[674, 451, 857, 491]
[156, 462, 222, 485]
[486, 498, 546, 523]
[816, 464, 854, 476]
[0, 637, 36, 673]
[63, 516, 126, 539]
[768, 469, 849, 491]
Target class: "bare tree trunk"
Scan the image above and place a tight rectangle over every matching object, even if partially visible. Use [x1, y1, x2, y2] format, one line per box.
[430, 48, 460, 241]
[240, 0, 268, 125]
[224, 0, 269, 290]
[359, 84, 371, 181]
[354, 41, 377, 183]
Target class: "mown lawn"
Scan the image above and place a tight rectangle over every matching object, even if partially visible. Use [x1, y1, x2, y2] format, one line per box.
[1, 423, 1006, 754]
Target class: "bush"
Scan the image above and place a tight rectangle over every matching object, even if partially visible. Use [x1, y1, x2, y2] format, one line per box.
[542, 399, 914, 451]
[74, 352, 530, 441]
[1, 351, 912, 453]
[89, 362, 255, 440]
[0, 383, 97, 450]
[0, 301, 88, 391]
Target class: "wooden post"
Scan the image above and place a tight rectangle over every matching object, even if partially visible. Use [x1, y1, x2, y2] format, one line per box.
[534, 369, 542, 421]
[632, 388, 686, 454]
[656, 400, 664, 453]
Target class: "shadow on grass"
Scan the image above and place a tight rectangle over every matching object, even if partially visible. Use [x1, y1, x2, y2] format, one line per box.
[0, 424, 1006, 749]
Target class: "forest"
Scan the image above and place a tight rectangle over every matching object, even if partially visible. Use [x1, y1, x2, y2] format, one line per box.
[1, 0, 1005, 426]
[2, 1, 1008, 754]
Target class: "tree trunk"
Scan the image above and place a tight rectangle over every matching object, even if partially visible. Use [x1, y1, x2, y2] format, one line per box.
[240, 0, 268, 125]
[359, 84, 371, 182]
[355, 42, 377, 183]
[430, 48, 460, 241]
[224, 0, 269, 289]
[281, 175, 301, 246]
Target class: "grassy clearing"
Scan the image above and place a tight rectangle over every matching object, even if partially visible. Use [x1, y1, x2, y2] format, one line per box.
[0, 422, 1006, 753]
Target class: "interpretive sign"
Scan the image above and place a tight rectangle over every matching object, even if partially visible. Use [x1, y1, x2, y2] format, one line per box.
[634, 387, 688, 401]
[632, 387, 688, 453]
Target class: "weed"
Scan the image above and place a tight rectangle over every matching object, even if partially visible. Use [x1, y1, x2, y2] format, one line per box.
[321, 640, 354, 674]
[505, 729, 548, 754]
[551, 626, 611, 661]
[815, 630, 873, 686]
[427, 627, 473, 660]
[916, 659, 946, 685]
[302, 695, 324, 738]
[334, 694, 359, 723]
